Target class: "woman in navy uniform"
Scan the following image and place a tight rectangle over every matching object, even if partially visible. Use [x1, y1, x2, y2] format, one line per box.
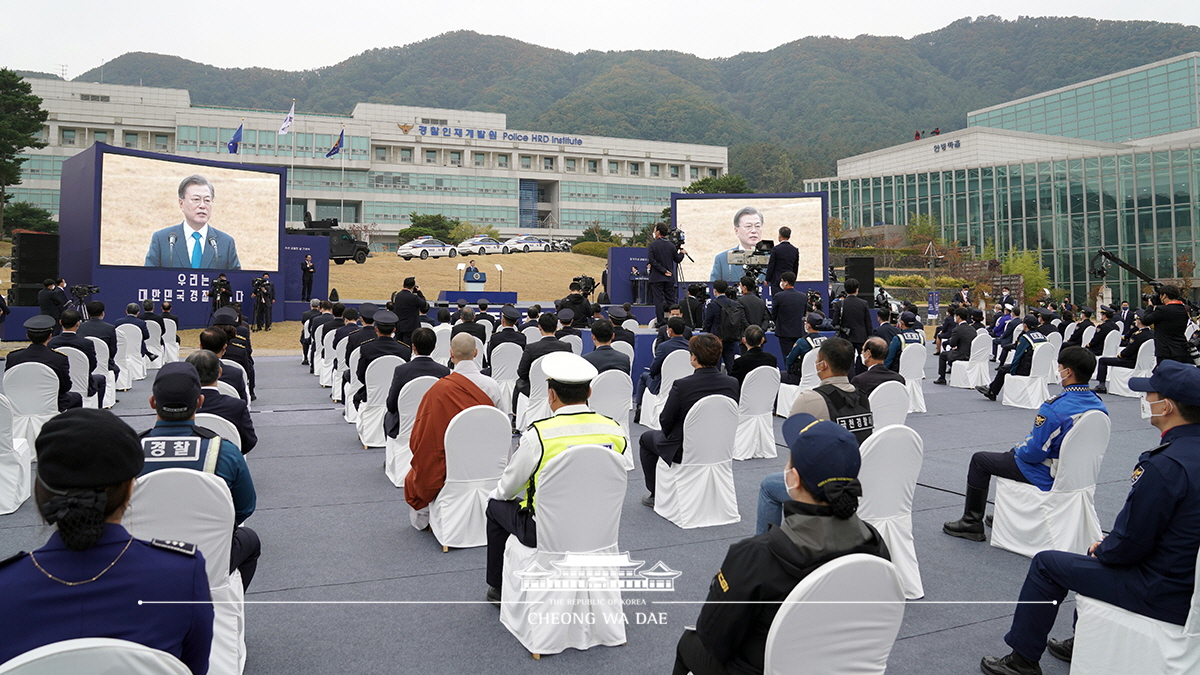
[0, 409, 213, 672]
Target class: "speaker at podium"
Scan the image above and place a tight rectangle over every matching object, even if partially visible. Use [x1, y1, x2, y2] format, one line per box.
[464, 268, 486, 292]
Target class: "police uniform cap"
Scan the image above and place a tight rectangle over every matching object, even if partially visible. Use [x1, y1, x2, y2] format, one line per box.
[806, 312, 825, 327]
[1129, 360, 1200, 407]
[373, 310, 398, 326]
[24, 315, 56, 331]
[781, 413, 861, 502]
[558, 308, 575, 323]
[358, 303, 378, 320]
[540, 351, 597, 384]
[1023, 314, 1039, 327]
[899, 311, 917, 325]
[971, 309, 984, 320]
[36, 409, 144, 489]
[456, 299, 467, 308]
[1004, 304, 1014, 311]
[152, 362, 203, 414]
[608, 307, 627, 320]
[501, 305, 521, 321]
[212, 308, 239, 326]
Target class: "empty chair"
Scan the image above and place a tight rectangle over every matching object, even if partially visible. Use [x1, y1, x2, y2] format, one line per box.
[734, 366, 780, 460]
[655, 395, 740, 528]
[85, 336, 116, 408]
[589, 369, 635, 470]
[1108, 339, 1156, 398]
[0, 638, 192, 675]
[1046, 331, 1063, 350]
[562, 334, 583, 355]
[3, 363, 59, 455]
[0, 394, 29, 515]
[115, 324, 145, 386]
[357, 355, 405, 448]
[949, 333, 991, 389]
[867, 380, 909, 429]
[489, 343, 523, 416]
[1002, 346, 1054, 409]
[162, 318, 179, 363]
[611, 340, 635, 365]
[898, 344, 927, 414]
[857, 425, 925, 599]
[515, 357, 552, 429]
[640, 350, 693, 431]
[56, 346, 97, 409]
[384, 376, 439, 487]
[432, 325, 453, 362]
[991, 410, 1111, 557]
[430, 406, 511, 550]
[194, 413, 243, 453]
[776, 349, 821, 417]
[145, 321, 164, 370]
[621, 318, 639, 330]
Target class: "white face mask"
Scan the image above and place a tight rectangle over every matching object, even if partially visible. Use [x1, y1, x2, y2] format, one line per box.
[1057, 367, 1070, 387]
[1145, 397, 1173, 419]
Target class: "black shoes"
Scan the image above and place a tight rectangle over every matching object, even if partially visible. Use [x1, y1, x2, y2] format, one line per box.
[943, 485, 988, 542]
[980, 651, 1042, 675]
[641, 494, 655, 507]
[1046, 637, 1073, 663]
[976, 385, 997, 401]
[933, 378, 947, 385]
[1091, 385, 1108, 395]
[486, 586, 501, 607]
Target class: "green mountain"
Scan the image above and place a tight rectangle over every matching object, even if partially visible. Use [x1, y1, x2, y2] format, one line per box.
[67, 16, 1200, 187]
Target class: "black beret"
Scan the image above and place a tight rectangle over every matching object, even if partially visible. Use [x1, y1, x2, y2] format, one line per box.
[36, 409, 143, 489]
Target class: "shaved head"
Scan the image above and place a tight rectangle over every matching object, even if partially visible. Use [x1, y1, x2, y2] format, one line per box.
[450, 333, 477, 363]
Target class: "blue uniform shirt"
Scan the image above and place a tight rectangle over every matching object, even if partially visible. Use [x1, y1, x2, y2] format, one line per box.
[0, 524, 213, 672]
[147, 420, 257, 524]
[884, 329, 923, 370]
[1012, 384, 1107, 489]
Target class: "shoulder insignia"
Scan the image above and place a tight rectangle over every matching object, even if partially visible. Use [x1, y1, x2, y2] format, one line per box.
[149, 539, 197, 556]
[1033, 414, 1047, 427]
[1130, 466, 1144, 485]
[0, 551, 28, 569]
[361, 337, 377, 345]
[716, 570, 729, 593]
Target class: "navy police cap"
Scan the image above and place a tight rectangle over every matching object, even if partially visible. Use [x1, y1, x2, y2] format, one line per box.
[1129, 360, 1200, 407]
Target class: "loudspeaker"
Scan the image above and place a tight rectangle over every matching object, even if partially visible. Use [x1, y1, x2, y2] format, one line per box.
[11, 232, 59, 286]
[8, 283, 44, 307]
[844, 257, 875, 299]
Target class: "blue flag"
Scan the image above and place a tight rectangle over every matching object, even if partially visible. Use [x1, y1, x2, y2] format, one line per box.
[326, 129, 344, 158]
[227, 124, 244, 154]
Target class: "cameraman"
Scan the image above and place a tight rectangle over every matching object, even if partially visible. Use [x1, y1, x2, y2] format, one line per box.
[211, 273, 232, 310]
[559, 281, 591, 328]
[648, 223, 685, 325]
[252, 273, 276, 332]
[1140, 284, 1192, 365]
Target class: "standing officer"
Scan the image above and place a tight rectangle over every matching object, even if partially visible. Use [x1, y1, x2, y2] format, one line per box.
[37, 278, 65, 327]
[6, 315, 81, 411]
[1140, 284, 1192, 365]
[772, 272, 808, 359]
[300, 254, 316, 302]
[648, 222, 686, 326]
[764, 226, 798, 296]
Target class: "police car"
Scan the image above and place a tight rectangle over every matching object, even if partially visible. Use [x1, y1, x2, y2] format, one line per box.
[456, 236, 506, 256]
[396, 236, 457, 260]
[502, 235, 552, 253]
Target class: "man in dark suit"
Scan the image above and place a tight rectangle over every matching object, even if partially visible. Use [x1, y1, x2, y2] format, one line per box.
[518, 305, 541, 331]
[998, 286, 1016, 312]
[7, 315, 81, 411]
[934, 307, 977, 385]
[487, 305, 527, 365]
[1093, 316, 1153, 394]
[76, 301, 120, 377]
[636, 317, 691, 420]
[513, 312, 573, 411]
[144, 174, 241, 269]
[1115, 299, 1135, 337]
[638, 334, 739, 506]
[451, 307, 488, 348]
[333, 307, 362, 349]
[139, 300, 166, 335]
[728, 325, 778, 388]
[647, 222, 685, 325]
[384, 327, 452, 438]
[299, 299, 321, 365]
[772, 272, 808, 360]
[114, 302, 151, 358]
[160, 301, 181, 342]
[851, 336, 906, 395]
[187, 349, 257, 454]
[680, 284, 705, 332]
[392, 276, 429, 345]
[37, 278, 65, 330]
[301, 254, 316, 301]
[475, 300, 498, 330]
[738, 276, 769, 331]
[353, 311, 413, 408]
[873, 307, 902, 346]
[656, 306, 694, 343]
[952, 284, 971, 306]
[199, 327, 248, 401]
[583, 319, 630, 375]
[307, 301, 335, 372]
[49, 309, 106, 403]
[252, 273, 276, 331]
[1085, 305, 1120, 356]
[764, 226, 799, 295]
[837, 278, 874, 372]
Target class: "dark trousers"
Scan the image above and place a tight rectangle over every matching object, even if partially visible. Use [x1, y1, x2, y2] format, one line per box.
[937, 351, 964, 378]
[301, 276, 313, 302]
[1096, 356, 1134, 384]
[720, 340, 737, 373]
[254, 302, 272, 330]
[230, 526, 261, 591]
[639, 430, 681, 496]
[992, 337, 1009, 358]
[650, 281, 675, 325]
[90, 374, 106, 406]
[967, 449, 1030, 491]
[987, 364, 1012, 396]
[59, 392, 83, 411]
[777, 336, 798, 363]
[674, 629, 728, 675]
[485, 499, 537, 590]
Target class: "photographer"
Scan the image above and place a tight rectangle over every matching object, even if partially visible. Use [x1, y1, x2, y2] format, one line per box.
[1140, 284, 1193, 366]
[392, 276, 428, 346]
[210, 273, 232, 311]
[252, 273, 276, 332]
[559, 281, 591, 328]
[648, 223, 686, 325]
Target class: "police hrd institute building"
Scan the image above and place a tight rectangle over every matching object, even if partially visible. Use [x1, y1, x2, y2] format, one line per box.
[805, 53, 1200, 304]
[15, 79, 728, 245]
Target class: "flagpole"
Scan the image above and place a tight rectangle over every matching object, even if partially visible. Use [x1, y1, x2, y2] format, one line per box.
[288, 100, 295, 222]
[339, 125, 345, 226]
[239, 118, 244, 164]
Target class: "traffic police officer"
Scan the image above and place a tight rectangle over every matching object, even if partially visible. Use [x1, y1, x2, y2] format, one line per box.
[0, 408, 214, 672]
[981, 359, 1200, 674]
[978, 314, 1047, 401]
[483, 352, 627, 604]
[212, 307, 256, 400]
[884, 311, 924, 370]
[6, 314, 82, 411]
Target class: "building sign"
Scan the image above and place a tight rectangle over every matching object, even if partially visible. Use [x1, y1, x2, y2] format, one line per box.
[405, 124, 584, 146]
[933, 140, 962, 153]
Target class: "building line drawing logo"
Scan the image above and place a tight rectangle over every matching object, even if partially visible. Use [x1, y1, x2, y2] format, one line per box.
[515, 552, 681, 592]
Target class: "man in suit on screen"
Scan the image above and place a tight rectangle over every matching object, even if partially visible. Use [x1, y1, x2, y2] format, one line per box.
[145, 174, 242, 270]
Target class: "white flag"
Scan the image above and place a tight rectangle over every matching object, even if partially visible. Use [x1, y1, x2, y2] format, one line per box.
[278, 101, 295, 136]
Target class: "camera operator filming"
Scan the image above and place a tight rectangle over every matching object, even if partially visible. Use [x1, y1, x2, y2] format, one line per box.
[648, 223, 687, 324]
[252, 273, 276, 332]
[210, 273, 233, 315]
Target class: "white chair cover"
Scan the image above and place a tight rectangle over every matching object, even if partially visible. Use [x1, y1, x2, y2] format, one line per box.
[1101, 329, 1121, 359]
[384, 376, 439, 487]
[162, 318, 179, 364]
[343, 348, 363, 423]
[0, 637, 191, 675]
[521, 326, 541, 342]
[991, 410, 1110, 557]
[0, 394, 29, 515]
[621, 319, 639, 330]
[776, 349, 820, 416]
[86, 337, 116, 408]
[611, 340, 635, 365]
[1000, 324, 1027, 367]
[1062, 322, 1077, 343]
[429, 406, 510, 549]
[357, 355, 405, 448]
[1046, 331, 1063, 350]
[1001, 345, 1054, 409]
[898, 344, 927, 413]
[318, 331, 337, 388]
[563, 335, 583, 355]
[500, 445, 628, 656]
[194, 413, 243, 453]
[1114, 320, 1124, 334]
[482, 321, 493, 345]
[1109, 339, 1155, 398]
[432, 325, 452, 362]
[734, 366, 780, 460]
[1080, 324, 1097, 349]
[218, 360, 249, 402]
[655, 395, 740, 528]
[647, 317, 658, 329]
[763, 554, 905, 675]
[515, 357, 552, 429]
[3, 363, 58, 455]
[57, 346, 97, 409]
[867, 380, 909, 429]
[641, 350, 693, 430]
[122, 469, 245, 675]
[145, 321, 164, 369]
[216, 381, 240, 399]
[1051, 319, 1062, 327]
[950, 333, 991, 389]
[472, 337, 485, 369]
[857, 425, 925, 599]
[1072, 545, 1200, 675]
[489, 343, 523, 415]
[115, 324, 145, 386]
[588, 370, 635, 470]
[330, 338, 349, 403]
[1037, 340, 1061, 379]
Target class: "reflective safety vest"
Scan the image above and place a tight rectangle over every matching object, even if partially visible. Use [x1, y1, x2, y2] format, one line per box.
[138, 426, 222, 476]
[899, 329, 923, 347]
[521, 411, 627, 512]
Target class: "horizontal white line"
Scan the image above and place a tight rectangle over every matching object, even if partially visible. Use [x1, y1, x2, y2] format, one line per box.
[139, 599, 1056, 606]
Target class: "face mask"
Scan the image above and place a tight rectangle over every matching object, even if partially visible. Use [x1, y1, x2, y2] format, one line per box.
[1057, 368, 1070, 387]
[784, 471, 800, 492]
[1145, 397, 1172, 419]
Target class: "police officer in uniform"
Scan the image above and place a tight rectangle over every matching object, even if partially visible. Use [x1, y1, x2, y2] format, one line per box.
[6, 315, 82, 411]
[977, 315, 1046, 401]
[981, 359, 1200, 674]
[213, 307, 256, 400]
[1093, 316, 1154, 394]
[483, 352, 627, 604]
[352, 310, 412, 408]
[0, 408, 214, 672]
[781, 313, 826, 384]
[884, 311, 924, 370]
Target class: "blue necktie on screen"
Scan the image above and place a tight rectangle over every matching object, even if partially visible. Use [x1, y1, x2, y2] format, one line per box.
[191, 231, 202, 268]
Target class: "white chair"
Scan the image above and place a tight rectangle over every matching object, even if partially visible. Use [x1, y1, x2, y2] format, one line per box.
[1051, 318, 1062, 327]
[763, 554, 905, 675]
[384, 376, 440, 487]
[734, 366, 780, 460]
[621, 318, 639, 330]
[122, 469, 245, 675]
[1080, 323, 1097, 349]
[357, 355, 405, 449]
[3, 363, 58, 456]
[1001, 323, 1027, 367]
[640, 350, 692, 431]
[991, 410, 1110, 558]
[432, 325, 453, 362]
[162, 318, 179, 364]
[1072, 546, 1200, 675]
[482, 321, 493, 345]
[1038, 340, 1061, 379]
[562, 335, 583, 355]
[472, 336, 485, 369]
[145, 321, 164, 370]
[1001, 345, 1054, 410]
[194, 412, 243, 453]
[318, 331, 337, 388]
[430, 406, 510, 550]
[655, 395, 740, 528]
[1100, 329, 1121, 359]
[950, 333, 991, 389]
[218, 360, 249, 403]
[86, 337, 116, 408]
[589, 370, 636, 471]
[868, 380, 909, 429]
[1114, 320, 1125, 334]
[515, 357, 552, 429]
[1045, 330, 1063, 351]
[1062, 322, 1077, 343]
[216, 381, 240, 399]
[115, 323, 145, 386]
[0, 394, 29, 515]
[647, 317, 658, 329]
[898, 344, 927, 414]
[0, 637, 191, 675]
[489, 342, 523, 415]
[857, 425, 925, 599]
[521, 326, 541, 342]
[500, 444, 628, 657]
[57, 346, 97, 409]
[343, 348, 363, 423]
[1109, 339, 1156, 398]
[330, 338, 350, 403]
[776, 349, 820, 417]
[611, 340, 635, 365]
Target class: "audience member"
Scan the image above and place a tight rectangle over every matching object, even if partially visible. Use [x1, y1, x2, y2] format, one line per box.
[851, 336, 906, 395]
[583, 319, 631, 375]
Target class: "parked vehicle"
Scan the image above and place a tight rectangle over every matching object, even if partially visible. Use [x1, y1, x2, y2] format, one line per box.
[286, 217, 370, 265]
[456, 236, 506, 256]
[397, 236, 456, 260]
[502, 234, 552, 253]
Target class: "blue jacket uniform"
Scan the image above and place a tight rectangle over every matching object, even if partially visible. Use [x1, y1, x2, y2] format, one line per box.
[144, 420, 257, 524]
[0, 524, 213, 673]
[884, 329, 924, 370]
[1012, 384, 1107, 490]
[1007, 330, 1047, 375]
[785, 333, 826, 369]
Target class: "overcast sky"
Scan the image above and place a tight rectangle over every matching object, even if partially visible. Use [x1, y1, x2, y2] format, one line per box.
[4, 0, 1198, 77]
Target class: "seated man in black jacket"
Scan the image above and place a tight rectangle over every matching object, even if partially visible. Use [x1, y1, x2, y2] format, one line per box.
[728, 325, 777, 388]
[851, 336, 905, 395]
[1093, 316, 1153, 394]
[673, 413, 888, 675]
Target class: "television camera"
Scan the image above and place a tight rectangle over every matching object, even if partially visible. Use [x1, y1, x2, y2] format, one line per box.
[572, 275, 597, 297]
[727, 240, 774, 280]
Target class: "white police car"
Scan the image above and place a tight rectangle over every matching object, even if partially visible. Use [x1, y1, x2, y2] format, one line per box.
[456, 236, 505, 256]
[397, 236, 456, 260]
[502, 235, 552, 253]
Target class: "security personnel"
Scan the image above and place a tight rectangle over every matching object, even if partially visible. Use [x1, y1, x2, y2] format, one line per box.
[0, 409, 214, 671]
[781, 312, 826, 384]
[212, 307, 256, 400]
[6, 314, 82, 411]
[981, 359, 1200, 674]
[142, 362, 260, 590]
[1093, 316, 1153, 394]
[948, 347, 1107, 541]
[977, 314, 1047, 401]
[884, 311, 924, 370]
[483, 352, 626, 604]
[353, 310, 412, 408]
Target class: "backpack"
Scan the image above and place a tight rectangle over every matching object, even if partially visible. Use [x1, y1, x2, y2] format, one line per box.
[813, 384, 874, 444]
[718, 299, 748, 342]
